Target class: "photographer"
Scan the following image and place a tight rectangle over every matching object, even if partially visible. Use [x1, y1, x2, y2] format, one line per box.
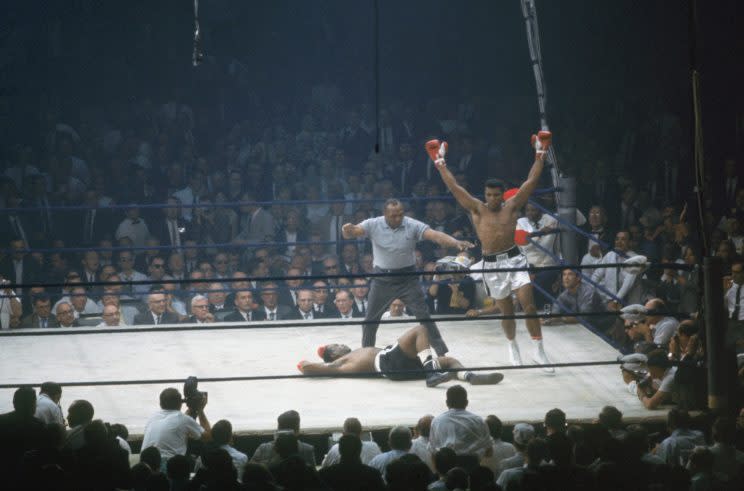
[427, 255, 476, 315]
[622, 350, 678, 410]
[141, 387, 212, 468]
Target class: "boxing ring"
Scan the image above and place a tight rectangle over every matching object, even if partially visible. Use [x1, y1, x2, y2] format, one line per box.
[0, 315, 666, 436]
[1, 0, 724, 442]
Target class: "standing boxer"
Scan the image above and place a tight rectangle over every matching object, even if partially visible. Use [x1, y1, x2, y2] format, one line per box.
[431, 132, 555, 372]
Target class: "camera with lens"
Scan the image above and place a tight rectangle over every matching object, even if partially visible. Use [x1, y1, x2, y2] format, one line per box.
[435, 255, 472, 273]
[183, 376, 208, 417]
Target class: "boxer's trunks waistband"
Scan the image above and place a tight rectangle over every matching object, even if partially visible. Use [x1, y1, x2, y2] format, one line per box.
[374, 265, 416, 274]
[482, 246, 521, 262]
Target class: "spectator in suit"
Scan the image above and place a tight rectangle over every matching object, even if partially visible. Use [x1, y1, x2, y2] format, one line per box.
[234, 191, 275, 244]
[619, 186, 641, 230]
[117, 250, 150, 296]
[259, 282, 294, 320]
[582, 205, 615, 256]
[717, 157, 741, 215]
[54, 302, 80, 328]
[275, 208, 307, 259]
[224, 290, 263, 322]
[277, 267, 304, 308]
[350, 277, 369, 317]
[332, 289, 356, 319]
[339, 242, 361, 276]
[134, 292, 180, 325]
[0, 238, 41, 313]
[167, 252, 187, 282]
[312, 280, 338, 318]
[152, 196, 188, 249]
[78, 250, 101, 294]
[187, 295, 215, 324]
[292, 289, 318, 320]
[173, 168, 206, 222]
[21, 294, 58, 328]
[147, 256, 168, 285]
[317, 195, 352, 255]
[207, 282, 229, 314]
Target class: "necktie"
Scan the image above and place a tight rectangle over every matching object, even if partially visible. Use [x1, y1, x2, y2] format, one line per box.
[155, 315, 161, 325]
[732, 285, 742, 320]
[362, 300, 367, 313]
[41, 318, 47, 328]
[304, 313, 310, 320]
[269, 312, 275, 321]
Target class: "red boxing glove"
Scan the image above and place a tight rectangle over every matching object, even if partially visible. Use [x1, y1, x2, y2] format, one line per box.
[530, 130, 552, 156]
[297, 360, 307, 373]
[425, 139, 448, 166]
[514, 229, 530, 246]
[317, 345, 326, 359]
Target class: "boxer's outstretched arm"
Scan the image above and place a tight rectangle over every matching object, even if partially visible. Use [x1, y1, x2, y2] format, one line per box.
[511, 154, 545, 209]
[434, 159, 482, 214]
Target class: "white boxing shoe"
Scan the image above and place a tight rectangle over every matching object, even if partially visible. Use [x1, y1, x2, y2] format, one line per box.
[508, 341, 523, 366]
[532, 341, 555, 373]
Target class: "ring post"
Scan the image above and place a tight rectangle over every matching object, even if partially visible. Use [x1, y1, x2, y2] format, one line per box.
[556, 176, 578, 266]
[702, 256, 731, 415]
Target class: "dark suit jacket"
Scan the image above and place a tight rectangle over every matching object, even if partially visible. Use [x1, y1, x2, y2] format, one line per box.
[133, 311, 180, 325]
[20, 314, 59, 329]
[260, 304, 295, 321]
[223, 309, 264, 322]
[312, 304, 338, 319]
[58, 208, 114, 247]
[351, 301, 367, 318]
[149, 216, 190, 247]
[0, 214, 33, 247]
[274, 228, 308, 257]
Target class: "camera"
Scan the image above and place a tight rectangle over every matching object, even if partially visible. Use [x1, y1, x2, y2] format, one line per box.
[183, 376, 207, 417]
[435, 255, 472, 273]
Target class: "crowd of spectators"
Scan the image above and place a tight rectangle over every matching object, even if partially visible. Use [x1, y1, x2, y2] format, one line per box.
[2, 383, 743, 490]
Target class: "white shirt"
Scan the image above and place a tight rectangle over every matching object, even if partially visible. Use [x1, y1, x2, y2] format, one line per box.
[368, 449, 408, 483]
[481, 438, 517, 476]
[321, 440, 382, 467]
[34, 393, 64, 425]
[53, 297, 102, 318]
[656, 428, 705, 466]
[591, 250, 641, 304]
[141, 409, 204, 460]
[516, 215, 559, 267]
[725, 282, 744, 321]
[115, 218, 150, 248]
[409, 436, 435, 471]
[429, 408, 492, 458]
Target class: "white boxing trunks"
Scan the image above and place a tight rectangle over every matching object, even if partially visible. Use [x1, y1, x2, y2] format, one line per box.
[481, 247, 531, 300]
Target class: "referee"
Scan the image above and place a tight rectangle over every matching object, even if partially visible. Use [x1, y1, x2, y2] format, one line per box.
[342, 198, 474, 356]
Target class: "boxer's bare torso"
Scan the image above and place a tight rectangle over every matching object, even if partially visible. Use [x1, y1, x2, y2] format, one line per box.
[471, 200, 519, 255]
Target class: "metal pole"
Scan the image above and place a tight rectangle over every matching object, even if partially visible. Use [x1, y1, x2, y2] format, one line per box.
[703, 256, 729, 414]
[556, 176, 577, 265]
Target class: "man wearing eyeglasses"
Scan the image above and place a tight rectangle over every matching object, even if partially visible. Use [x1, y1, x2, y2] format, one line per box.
[134, 292, 180, 325]
[55, 302, 80, 328]
[187, 295, 215, 324]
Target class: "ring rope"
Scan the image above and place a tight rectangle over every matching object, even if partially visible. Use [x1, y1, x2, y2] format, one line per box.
[0, 360, 639, 390]
[0, 309, 689, 338]
[1, 261, 693, 293]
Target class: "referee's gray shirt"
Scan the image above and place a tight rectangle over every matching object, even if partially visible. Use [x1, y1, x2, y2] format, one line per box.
[360, 216, 429, 269]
